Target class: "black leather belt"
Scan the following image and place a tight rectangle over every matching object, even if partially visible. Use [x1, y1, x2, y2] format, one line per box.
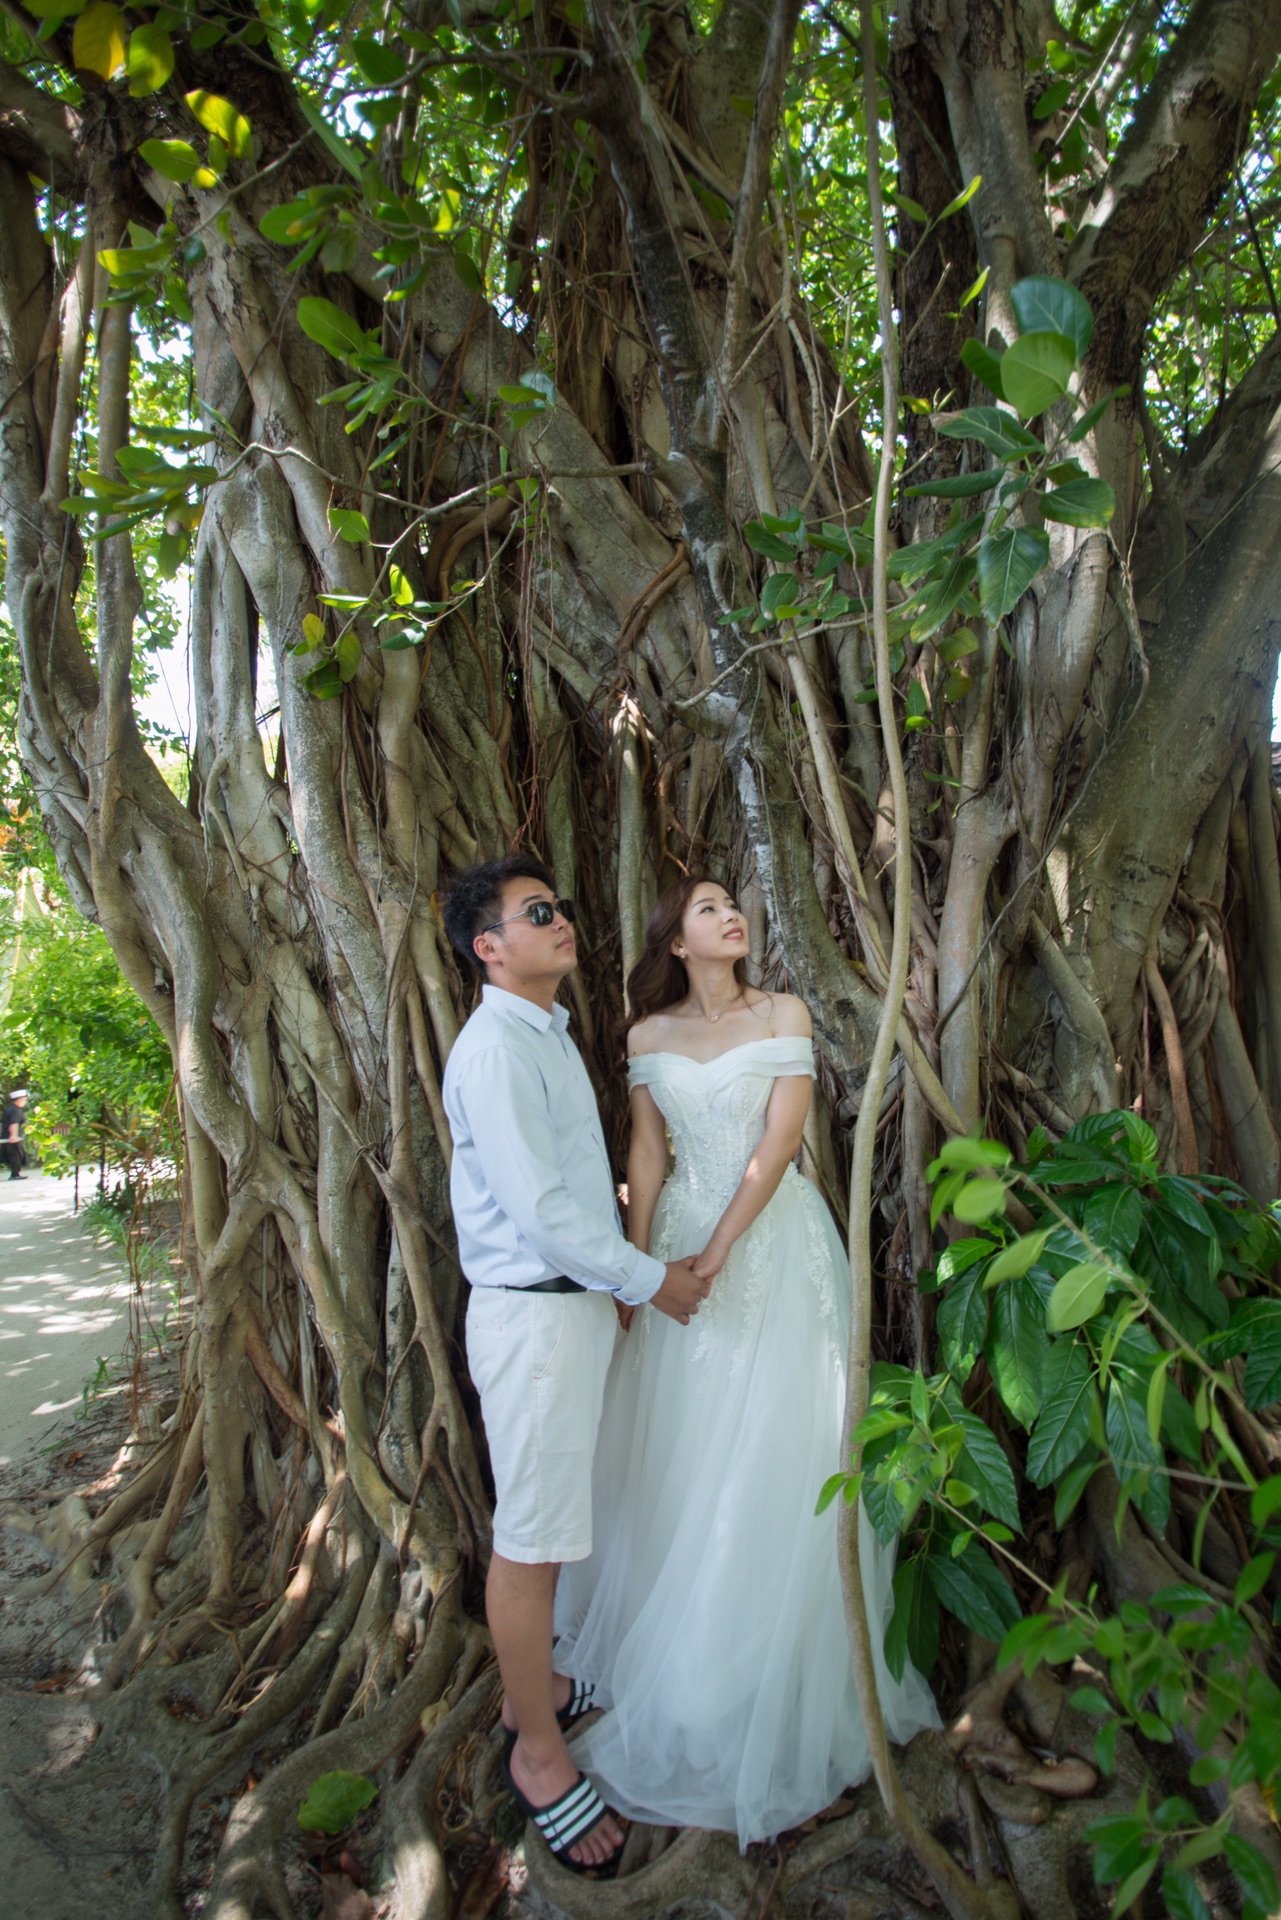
[499, 1275, 587, 1294]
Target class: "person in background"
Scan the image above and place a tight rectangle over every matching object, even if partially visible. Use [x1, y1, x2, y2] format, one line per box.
[1, 1088, 28, 1180]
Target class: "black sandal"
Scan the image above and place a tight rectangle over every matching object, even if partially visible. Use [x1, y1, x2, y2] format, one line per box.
[500, 1677, 599, 1750]
[500, 1749, 625, 1875]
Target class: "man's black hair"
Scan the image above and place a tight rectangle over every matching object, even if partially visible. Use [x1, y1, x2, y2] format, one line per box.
[442, 853, 557, 976]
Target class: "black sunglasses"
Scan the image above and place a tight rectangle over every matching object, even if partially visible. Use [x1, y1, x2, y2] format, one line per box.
[484, 897, 577, 933]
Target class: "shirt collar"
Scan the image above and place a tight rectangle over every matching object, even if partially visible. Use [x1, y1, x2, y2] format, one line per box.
[482, 984, 570, 1033]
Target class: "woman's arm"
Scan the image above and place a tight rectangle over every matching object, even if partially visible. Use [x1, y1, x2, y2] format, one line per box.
[690, 1072, 812, 1281]
[625, 1083, 669, 1255]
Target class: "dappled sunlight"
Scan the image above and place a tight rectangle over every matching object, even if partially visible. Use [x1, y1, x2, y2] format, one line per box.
[0, 1174, 132, 1465]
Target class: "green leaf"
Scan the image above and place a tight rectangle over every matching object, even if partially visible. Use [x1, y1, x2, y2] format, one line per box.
[905, 468, 1000, 499]
[936, 627, 980, 665]
[760, 571, 799, 616]
[1047, 1260, 1109, 1332]
[938, 174, 982, 221]
[997, 330, 1076, 416]
[986, 1276, 1045, 1427]
[1041, 476, 1116, 528]
[954, 1409, 1021, 1530]
[953, 1176, 1008, 1224]
[186, 90, 253, 161]
[959, 336, 1006, 399]
[305, 660, 344, 699]
[126, 23, 174, 97]
[352, 32, 406, 85]
[1235, 1552, 1275, 1607]
[297, 1769, 378, 1835]
[1106, 1369, 1167, 1531]
[335, 630, 362, 682]
[297, 297, 368, 363]
[1086, 1811, 1150, 1884]
[1027, 1340, 1094, 1486]
[1108, 1851, 1159, 1916]
[1010, 276, 1094, 358]
[138, 138, 201, 184]
[1161, 1867, 1213, 1920]
[938, 1263, 988, 1383]
[985, 1229, 1051, 1288]
[1242, 1302, 1281, 1409]
[329, 508, 370, 544]
[930, 1136, 1011, 1175]
[815, 1471, 846, 1515]
[885, 1552, 939, 1681]
[73, 1, 126, 80]
[1054, 1454, 1100, 1526]
[745, 521, 801, 562]
[1223, 1835, 1280, 1913]
[925, 1543, 1021, 1643]
[1250, 1477, 1281, 1528]
[977, 526, 1050, 621]
[297, 91, 365, 179]
[1083, 1183, 1143, 1260]
[936, 406, 1042, 460]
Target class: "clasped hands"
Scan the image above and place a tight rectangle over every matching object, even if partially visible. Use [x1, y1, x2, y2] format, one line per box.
[618, 1232, 731, 1331]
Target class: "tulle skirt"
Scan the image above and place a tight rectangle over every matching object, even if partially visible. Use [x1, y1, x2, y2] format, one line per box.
[553, 1164, 940, 1846]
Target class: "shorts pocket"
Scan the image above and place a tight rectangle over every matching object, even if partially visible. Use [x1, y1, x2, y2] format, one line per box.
[529, 1295, 568, 1382]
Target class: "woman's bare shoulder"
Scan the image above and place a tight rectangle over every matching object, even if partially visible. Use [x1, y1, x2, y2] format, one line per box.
[765, 991, 813, 1039]
[627, 1012, 675, 1057]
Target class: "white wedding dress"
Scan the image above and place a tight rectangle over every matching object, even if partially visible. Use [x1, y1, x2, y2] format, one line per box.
[554, 1037, 939, 1847]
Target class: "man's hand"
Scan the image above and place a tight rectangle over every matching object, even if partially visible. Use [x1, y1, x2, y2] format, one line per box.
[650, 1258, 707, 1325]
[691, 1235, 730, 1283]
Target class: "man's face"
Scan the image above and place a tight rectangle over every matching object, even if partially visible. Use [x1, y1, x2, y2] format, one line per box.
[474, 880, 577, 985]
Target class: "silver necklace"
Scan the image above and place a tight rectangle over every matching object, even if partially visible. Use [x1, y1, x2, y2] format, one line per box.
[705, 991, 744, 1024]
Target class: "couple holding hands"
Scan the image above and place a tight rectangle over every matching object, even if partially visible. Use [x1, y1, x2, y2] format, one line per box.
[440, 855, 937, 1874]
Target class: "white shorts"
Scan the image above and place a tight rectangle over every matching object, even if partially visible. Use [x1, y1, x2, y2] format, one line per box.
[466, 1285, 618, 1565]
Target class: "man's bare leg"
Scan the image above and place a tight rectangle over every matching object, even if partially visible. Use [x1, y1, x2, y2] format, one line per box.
[486, 1553, 623, 1867]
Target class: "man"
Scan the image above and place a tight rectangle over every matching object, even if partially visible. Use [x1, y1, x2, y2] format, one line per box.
[1, 1089, 27, 1180]
[441, 854, 705, 1873]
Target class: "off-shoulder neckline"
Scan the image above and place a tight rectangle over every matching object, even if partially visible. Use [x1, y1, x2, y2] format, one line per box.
[628, 1036, 813, 1070]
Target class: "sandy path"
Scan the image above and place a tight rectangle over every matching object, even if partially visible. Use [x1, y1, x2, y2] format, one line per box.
[0, 1172, 137, 1467]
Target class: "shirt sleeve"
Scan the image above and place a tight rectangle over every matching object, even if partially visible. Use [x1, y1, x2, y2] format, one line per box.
[453, 1045, 666, 1305]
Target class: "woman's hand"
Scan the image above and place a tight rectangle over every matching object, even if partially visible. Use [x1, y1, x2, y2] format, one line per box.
[614, 1299, 636, 1332]
[691, 1236, 731, 1283]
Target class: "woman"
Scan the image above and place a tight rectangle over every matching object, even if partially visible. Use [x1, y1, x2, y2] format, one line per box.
[554, 876, 938, 1847]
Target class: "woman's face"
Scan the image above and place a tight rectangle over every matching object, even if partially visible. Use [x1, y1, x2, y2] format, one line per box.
[674, 883, 747, 964]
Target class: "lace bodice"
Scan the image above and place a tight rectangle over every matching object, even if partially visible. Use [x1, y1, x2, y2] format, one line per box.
[627, 1037, 816, 1215]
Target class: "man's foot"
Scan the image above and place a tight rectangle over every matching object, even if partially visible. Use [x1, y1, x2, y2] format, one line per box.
[506, 1732, 625, 1869]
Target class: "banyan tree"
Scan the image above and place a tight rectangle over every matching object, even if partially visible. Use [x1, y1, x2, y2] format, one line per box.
[2, 1, 1281, 1916]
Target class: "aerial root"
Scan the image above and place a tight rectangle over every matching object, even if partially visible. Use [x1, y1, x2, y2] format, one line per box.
[202, 1585, 468, 1920]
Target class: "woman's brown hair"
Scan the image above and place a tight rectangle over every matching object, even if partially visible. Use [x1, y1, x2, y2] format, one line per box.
[625, 874, 750, 1026]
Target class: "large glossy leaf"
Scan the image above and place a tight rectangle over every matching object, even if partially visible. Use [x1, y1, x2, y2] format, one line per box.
[959, 336, 1006, 399]
[904, 469, 1000, 500]
[885, 1553, 939, 1682]
[297, 297, 368, 363]
[888, 514, 983, 583]
[938, 1262, 987, 1382]
[1010, 275, 1094, 357]
[925, 1543, 1022, 1643]
[1083, 1184, 1144, 1260]
[1241, 1302, 1281, 1409]
[126, 23, 174, 96]
[1106, 1368, 1169, 1531]
[73, 1, 126, 79]
[977, 526, 1049, 621]
[1041, 475, 1116, 527]
[954, 1410, 1021, 1529]
[138, 139, 202, 184]
[985, 1275, 1045, 1427]
[936, 406, 1042, 460]
[1026, 1340, 1094, 1486]
[186, 90, 253, 160]
[1000, 330, 1076, 417]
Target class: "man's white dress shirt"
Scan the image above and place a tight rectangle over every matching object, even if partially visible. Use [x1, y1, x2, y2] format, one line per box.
[442, 984, 666, 1307]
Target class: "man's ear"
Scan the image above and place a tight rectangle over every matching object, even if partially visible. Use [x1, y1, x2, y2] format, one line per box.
[472, 929, 499, 972]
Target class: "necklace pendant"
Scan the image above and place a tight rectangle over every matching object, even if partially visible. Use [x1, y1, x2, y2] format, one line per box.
[708, 1010, 719, 1022]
